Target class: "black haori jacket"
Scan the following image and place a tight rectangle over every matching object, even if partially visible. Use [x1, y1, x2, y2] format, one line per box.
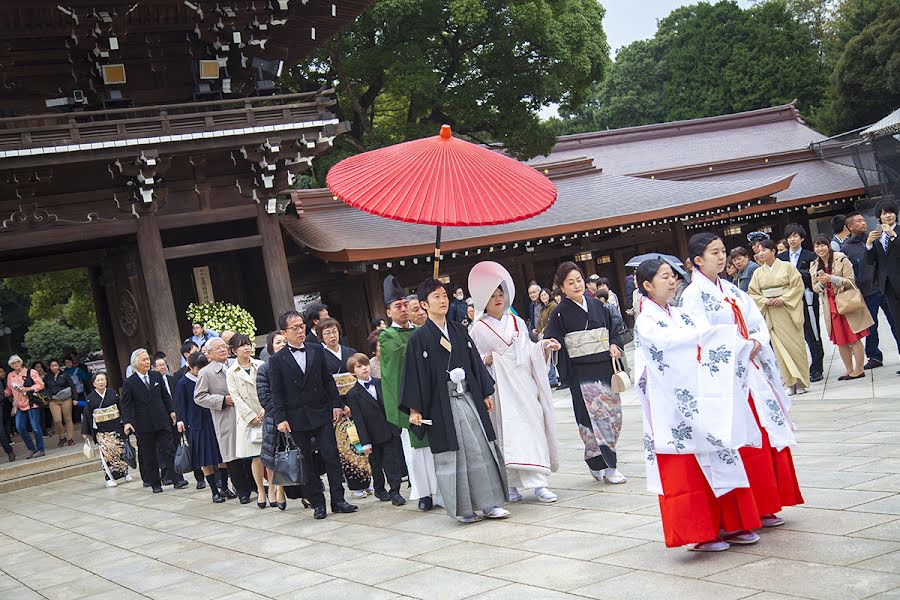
[399, 319, 496, 454]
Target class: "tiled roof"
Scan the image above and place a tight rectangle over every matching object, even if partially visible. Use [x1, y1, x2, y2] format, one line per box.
[282, 171, 794, 261]
[863, 108, 900, 138]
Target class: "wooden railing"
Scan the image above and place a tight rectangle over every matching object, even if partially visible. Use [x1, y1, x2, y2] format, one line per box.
[0, 89, 337, 150]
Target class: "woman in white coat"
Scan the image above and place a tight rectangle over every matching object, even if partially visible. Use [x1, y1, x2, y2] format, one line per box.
[468, 261, 561, 503]
[226, 333, 267, 508]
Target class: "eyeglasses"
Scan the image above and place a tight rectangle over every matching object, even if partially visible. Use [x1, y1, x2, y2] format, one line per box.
[285, 324, 306, 332]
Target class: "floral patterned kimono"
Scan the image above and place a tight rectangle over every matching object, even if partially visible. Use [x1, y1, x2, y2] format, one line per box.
[634, 299, 762, 547]
[681, 274, 804, 515]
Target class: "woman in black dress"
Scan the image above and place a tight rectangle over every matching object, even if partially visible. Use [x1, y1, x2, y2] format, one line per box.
[81, 372, 131, 487]
[175, 352, 229, 503]
[543, 261, 626, 484]
[317, 317, 372, 499]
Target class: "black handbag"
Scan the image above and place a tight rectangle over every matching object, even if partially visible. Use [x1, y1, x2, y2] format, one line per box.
[121, 435, 137, 469]
[23, 370, 50, 408]
[272, 431, 304, 486]
[174, 434, 193, 474]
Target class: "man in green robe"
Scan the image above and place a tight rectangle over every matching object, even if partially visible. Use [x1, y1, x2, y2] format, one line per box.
[379, 275, 441, 511]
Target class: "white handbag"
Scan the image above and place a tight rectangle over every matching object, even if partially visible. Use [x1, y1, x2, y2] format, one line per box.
[611, 357, 632, 393]
[83, 441, 96, 459]
[248, 427, 264, 443]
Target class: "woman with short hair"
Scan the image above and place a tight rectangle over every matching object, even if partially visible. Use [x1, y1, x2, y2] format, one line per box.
[45, 359, 77, 447]
[82, 372, 131, 487]
[226, 333, 267, 507]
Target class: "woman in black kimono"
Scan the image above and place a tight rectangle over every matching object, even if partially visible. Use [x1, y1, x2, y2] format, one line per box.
[543, 261, 626, 484]
[317, 317, 372, 498]
[81, 372, 131, 487]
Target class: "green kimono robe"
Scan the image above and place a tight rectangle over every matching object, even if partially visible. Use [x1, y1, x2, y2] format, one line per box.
[379, 325, 429, 448]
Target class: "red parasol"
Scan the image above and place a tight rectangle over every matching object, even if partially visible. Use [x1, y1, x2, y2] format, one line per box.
[326, 124, 556, 277]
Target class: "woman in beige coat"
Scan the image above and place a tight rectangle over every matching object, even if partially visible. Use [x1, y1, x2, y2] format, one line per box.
[810, 235, 874, 381]
[226, 334, 267, 508]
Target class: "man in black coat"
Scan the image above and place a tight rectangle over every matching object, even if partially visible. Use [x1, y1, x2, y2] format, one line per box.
[777, 223, 825, 382]
[268, 310, 357, 519]
[121, 348, 188, 493]
[345, 353, 405, 506]
[866, 200, 900, 374]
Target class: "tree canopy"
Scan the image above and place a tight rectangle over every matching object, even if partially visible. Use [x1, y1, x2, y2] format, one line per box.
[289, 0, 609, 182]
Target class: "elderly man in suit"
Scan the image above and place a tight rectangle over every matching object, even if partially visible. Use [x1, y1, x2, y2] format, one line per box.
[269, 309, 358, 519]
[777, 223, 825, 382]
[195, 337, 252, 503]
[121, 348, 189, 493]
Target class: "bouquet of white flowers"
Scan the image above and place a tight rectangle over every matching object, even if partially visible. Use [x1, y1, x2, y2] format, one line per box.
[186, 302, 256, 336]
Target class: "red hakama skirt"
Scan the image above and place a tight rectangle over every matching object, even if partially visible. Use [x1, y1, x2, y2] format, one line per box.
[657, 453, 761, 547]
[739, 394, 804, 515]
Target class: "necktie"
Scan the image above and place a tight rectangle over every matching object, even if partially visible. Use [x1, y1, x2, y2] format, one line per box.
[884, 232, 890, 253]
[288, 345, 305, 353]
[142, 374, 150, 387]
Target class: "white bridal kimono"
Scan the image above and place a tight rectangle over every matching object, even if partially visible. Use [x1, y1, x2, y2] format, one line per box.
[634, 300, 759, 496]
[471, 313, 560, 489]
[680, 274, 797, 451]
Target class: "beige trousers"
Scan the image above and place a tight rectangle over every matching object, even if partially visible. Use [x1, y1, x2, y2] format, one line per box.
[49, 399, 74, 441]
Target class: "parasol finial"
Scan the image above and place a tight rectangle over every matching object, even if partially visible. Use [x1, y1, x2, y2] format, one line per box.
[440, 124, 452, 139]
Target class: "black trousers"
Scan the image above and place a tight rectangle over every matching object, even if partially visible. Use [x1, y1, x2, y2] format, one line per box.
[884, 283, 900, 356]
[136, 427, 176, 488]
[0, 422, 12, 454]
[225, 458, 254, 497]
[369, 436, 403, 495]
[802, 293, 825, 376]
[296, 422, 345, 508]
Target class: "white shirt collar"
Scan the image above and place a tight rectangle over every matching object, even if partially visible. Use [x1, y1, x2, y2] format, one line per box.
[324, 345, 342, 359]
[576, 296, 589, 312]
[185, 372, 198, 382]
[391, 321, 413, 329]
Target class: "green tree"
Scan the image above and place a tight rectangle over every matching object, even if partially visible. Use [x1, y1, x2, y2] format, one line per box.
[2, 270, 95, 330]
[830, 5, 900, 132]
[22, 319, 100, 364]
[291, 0, 608, 175]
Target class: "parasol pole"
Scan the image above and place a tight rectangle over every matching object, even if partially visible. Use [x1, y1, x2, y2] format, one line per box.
[433, 226, 442, 279]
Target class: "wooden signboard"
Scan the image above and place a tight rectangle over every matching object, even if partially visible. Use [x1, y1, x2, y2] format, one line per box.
[193, 266, 215, 304]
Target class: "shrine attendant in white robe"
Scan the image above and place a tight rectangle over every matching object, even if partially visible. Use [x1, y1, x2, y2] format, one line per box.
[468, 262, 560, 503]
[680, 232, 804, 527]
[634, 258, 763, 551]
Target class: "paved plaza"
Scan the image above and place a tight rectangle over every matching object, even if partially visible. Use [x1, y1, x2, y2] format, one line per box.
[4, 336, 900, 599]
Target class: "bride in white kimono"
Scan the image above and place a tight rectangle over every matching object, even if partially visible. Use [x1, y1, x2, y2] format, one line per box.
[634, 258, 763, 551]
[680, 232, 804, 527]
[468, 261, 561, 503]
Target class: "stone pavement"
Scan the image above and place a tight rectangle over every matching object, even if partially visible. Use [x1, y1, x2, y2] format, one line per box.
[4, 331, 900, 599]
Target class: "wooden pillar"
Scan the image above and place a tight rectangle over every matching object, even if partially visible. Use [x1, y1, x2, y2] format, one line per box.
[612, 249, 627, 301]
[522, 261, 536, 286]
[88, 266, 122, 390]
[256, 203, 295, 321]
[674, 222, 689, 262]
[136, 214, 182, 365]
[365, 267, 386, 323]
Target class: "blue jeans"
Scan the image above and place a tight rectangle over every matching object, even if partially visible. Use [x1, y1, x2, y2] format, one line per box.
[15, 408, 44, 452]
[864, 291, 900, 362]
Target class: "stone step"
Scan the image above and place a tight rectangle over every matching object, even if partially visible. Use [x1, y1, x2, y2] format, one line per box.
[0, 461, 101, 494]
[0, 447, 93, 481]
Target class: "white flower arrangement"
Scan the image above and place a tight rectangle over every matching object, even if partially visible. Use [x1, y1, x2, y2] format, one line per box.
[186, 302, 256, 337]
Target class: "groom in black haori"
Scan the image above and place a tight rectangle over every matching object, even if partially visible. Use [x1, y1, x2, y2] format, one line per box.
[399, 278, 509, 523]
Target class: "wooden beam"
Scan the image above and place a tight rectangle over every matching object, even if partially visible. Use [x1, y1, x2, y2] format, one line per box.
[0, 248, 109, 278]
[157, 204, 258, 229]
[256, 204, 294, 321]
[136, 214, 181, 367]
[163, 234, 262, 261]
[0, 220, 137, 253]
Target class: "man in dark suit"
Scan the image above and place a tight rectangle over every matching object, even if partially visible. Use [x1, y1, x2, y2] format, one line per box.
[778, 223, 825, 382]
[303, 302, 329, 346]
[345, 353, 406, 506]
[121, 348, 189, 493]
[867, 200, 900, 374]
[268, 310, 357, 519]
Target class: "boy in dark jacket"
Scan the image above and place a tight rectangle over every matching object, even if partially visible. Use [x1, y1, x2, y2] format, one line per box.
[344, 353, 406, 506]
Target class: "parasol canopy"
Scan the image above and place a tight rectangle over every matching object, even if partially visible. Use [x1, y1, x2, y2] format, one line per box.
[326, 125, 557, 277]
[625, 253, 688, 280]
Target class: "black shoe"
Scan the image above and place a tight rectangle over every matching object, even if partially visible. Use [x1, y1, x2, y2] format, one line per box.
[809, 373, 824, 383]
[313, 505, 327, 519]
[277, 502, 287, 511]
[196, 480, 207, 490]
[376, 490, 392, 502]
[173, 480, 189, 489]
[864, 359, 883, 370]
[239, 495, 251, 505]
[418, 496, 433, 511]
[143, 481, 150, 488]
[257, 501, 268, 509]
[223, 487, 237, 499]
[161, 479, 173, 486]
[330, 500, 359, 513]
[152, 486, 163, 493]
[211, 493, 226, 503]
[391, 493, 407, 506]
